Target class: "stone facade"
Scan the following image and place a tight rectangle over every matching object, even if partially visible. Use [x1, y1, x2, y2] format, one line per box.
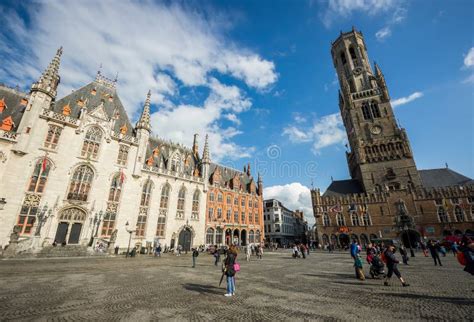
[205, 164, 264, 246]
[0, 48, 234, 253]
[263, 199, 307, 246]
[311, 29, 474, 248]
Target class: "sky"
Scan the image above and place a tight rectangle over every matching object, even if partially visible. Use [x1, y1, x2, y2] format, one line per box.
[1, 0, 473, 224]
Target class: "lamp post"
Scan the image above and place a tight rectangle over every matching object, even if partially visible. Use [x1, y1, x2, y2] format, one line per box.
[94, 210, 104, 238]
[0, 197, 6, 210]
[35, 203, 52, 237]
[125, 221, 134, 258]
[397, 200, 415, 257]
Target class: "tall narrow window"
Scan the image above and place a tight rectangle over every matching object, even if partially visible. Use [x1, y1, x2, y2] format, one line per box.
[234, 197, 238, 206]
[208, 208, 214, 220]
[206, 228, 214, 244]
[170, 153, 181, 172]
[136, 179, 153, 237]
[336, 213, 345, 226]
[362, 213, 372, 226]
[234, 211, 238, 222]
[226, 209, 231, 221]
[67, 165, 94, 201]
[191, 190, 200, 220]
[361, 102, 371, 120]
[217, 208, 222, 219]
[323, 213, 330, 226]
[17, 195, 40, 235]
[454, 206, 464, 222]
[28, 159, 51, 193]
[102, 174, 123, 237]
[340, 51, 347, 65]
[349, 46, 357, 60]
[176, 187, 186, 219]
[370, 102, 381, 118]
[216, 227, 223, 245]
[81, 126, 102, 159]
[351, 213, 360, 226]
[156, 184, 170, 237]
[226, 195, 231, 204]
[256, 230, 261, 243]
[44, 124, 62, 149]
[438, 207, 448, 223]
[241, 197, 245, 207]
[117, 145, 129, 165]
[254, 212, 259, 224]
[218, 193, 223, 203]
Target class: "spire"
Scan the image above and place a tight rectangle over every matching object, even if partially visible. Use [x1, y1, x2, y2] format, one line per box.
[192, 133, 199, 157]
[202, 134, 210, 164]
[258, 172, 262, 184]
[247, 162, 251, 176]
[136, 90, 151, 132]
[374, 62, 383, 77]
[31, 47, 63, 99]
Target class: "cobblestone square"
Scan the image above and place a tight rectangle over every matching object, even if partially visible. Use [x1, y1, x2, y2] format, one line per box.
[0, 251, 473, 321]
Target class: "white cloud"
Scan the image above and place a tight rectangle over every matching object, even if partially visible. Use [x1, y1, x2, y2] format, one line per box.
[375, 27, 392, 41]
[320, 0, 396, 27]
[0, 1, 277, 161]
[464, 48, 474, 68]
[283, 113, 347, 153]
[263, 182, 314, 224]
[391, 91, 423, 107]
[293, 113, 307, 124]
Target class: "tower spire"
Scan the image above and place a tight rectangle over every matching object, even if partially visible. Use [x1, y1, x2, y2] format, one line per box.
[192, 133, 199, 157]
[136, 90, 151, 132]
[202, 134, 210, 164]
[31, 47, 63, 99]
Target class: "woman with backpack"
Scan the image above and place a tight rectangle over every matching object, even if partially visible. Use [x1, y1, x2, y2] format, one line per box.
[223, 245, 238, 297]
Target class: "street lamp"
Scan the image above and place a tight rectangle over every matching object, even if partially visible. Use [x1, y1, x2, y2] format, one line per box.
[397, 200, 415, 257]
[94, 210, 104, 238]
[35, 203, 52, 236]
[0, 197, 6, 210]
[125, 221, 134, 258]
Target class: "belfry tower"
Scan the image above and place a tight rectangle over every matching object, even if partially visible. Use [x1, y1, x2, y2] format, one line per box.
[331, 28, 421, 192]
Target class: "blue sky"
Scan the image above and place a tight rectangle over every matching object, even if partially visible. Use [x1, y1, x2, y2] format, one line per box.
[1, 0, 473, 222]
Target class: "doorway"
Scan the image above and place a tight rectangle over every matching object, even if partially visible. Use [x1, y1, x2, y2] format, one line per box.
[178, 228, 192, 251]
[54, 208, 86, 245]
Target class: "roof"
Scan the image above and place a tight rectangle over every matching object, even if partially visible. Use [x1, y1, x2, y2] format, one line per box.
[209, 163, 259, 194]
[323, 179, 363, 197]
[54, 79, 133, 135]
[419, 168, 473, 188]
[0, 85, 29, 132]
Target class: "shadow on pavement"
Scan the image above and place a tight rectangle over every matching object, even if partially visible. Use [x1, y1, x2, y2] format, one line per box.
[383, 293, 474, 306]
[183, 283, 223, 295]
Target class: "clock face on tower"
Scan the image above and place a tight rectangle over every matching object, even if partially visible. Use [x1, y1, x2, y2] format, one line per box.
[370, 125, 382, 135]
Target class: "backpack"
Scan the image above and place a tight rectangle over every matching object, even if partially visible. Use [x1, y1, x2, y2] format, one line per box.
[457, 252, 466, 266]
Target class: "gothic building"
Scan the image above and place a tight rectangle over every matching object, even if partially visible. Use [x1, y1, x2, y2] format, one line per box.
[311, 29, 474, 248]
[205, 163, 264, 247]
[0, 48, 246, 253]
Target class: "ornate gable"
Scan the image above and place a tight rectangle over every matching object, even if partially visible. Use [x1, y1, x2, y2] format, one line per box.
[89, 101, 109, 121]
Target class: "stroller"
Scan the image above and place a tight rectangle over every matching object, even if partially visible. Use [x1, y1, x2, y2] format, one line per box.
[369, 255, 386, 279]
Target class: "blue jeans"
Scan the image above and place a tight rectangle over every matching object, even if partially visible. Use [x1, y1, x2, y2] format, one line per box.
[226, 275, 235, 294]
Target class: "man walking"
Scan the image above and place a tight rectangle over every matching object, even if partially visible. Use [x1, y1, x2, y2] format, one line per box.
[192, 248, 199, 268]
[428, 240, 442, 266]
[383, 245, 409, 287]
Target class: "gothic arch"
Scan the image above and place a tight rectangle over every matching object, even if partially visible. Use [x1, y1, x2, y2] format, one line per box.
[31, 156, 57, 170]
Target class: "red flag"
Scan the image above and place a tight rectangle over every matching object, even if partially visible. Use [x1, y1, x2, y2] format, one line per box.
[120, 169, 124, 184]
[41, 155, 48, 173]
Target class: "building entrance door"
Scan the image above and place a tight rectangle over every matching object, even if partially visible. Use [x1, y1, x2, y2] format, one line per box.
[55, 222, 69, 244]
[68, 223, 83, 244]
[178, 228, 192, 251]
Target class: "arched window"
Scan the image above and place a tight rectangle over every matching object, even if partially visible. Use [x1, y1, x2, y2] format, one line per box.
[323, 213, 330, 226]
[28, 158, 51, 193]
[17, 194, 41, 235]
[102, 173, 123, 237]
[454, 206, 464, 222]
[362, 213, 372, 226]
[361, 102, 371, 120]
[218, 193, 223, 203]
[170, 153, 181, 172]
[191, 190, 200, 220]
[438, 207, 448, 223]
[349, 46, 357, 60]
[206, 228, 215, 244]
[340, 51, 347, 65]
[136, 179, 153, 237]
[81, 126, 102, 159]
[217, 208, 222, 219]
[249, 230, 255, 243]
[176, 187, 186, 219]
[336, 213, 345, 226]
[108, 174, 123, 203]
[156, 184, 170, 237]
[351, 213, 360, 226]
[44, 124, 62, 149]
[226, 209, 231, 221]
[370, 101, 381, 118]
[67, 165, 94, 201]
[216, 227, 223, 245]
[226, 195, 231, 204]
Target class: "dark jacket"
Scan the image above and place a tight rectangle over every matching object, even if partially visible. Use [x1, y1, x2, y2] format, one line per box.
[384, 249, 399, 266]
[224, 253, 236, 276]
[192, 249, 199, 257]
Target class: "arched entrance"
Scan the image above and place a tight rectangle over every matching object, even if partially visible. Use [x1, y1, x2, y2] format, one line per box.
[241, 229, 247, 246]
[339, 234, 350, 248]
[178, 227, 192, 251]
[322, 234, 329, 246]
[400, 229, 420, 248]
[54, 208, 86, 245]
[233, 229, 240, 245]
[330, 234, 338, 248]
[350, 234, 359, 243]
[225, 229, 232, 245]
[360, 234, 369, 247]
[369, 233, 378, 242]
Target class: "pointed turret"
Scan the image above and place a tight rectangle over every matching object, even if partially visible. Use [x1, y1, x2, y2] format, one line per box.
[136, 90, 151, 132]
[374, 62, 390, 101]
[192, 133, 199, 157]
[31, 47, 63, 99]
[257, 172, 263, 196]
[247, 162, 251, 176]
[202, 134, 210, 164]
